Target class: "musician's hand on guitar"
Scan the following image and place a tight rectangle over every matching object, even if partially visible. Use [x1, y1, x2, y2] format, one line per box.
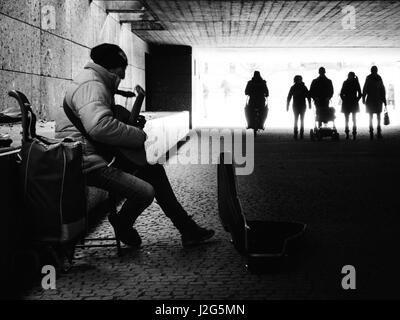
[134, 115, 146, 129]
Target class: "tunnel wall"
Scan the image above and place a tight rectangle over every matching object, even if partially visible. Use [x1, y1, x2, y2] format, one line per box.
[145, 45, 192, 128]
[0, 0, 149, 120]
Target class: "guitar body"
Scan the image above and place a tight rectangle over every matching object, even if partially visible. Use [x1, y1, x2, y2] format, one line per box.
[114, 147, 147, 170]
[113, 86, 148, 168]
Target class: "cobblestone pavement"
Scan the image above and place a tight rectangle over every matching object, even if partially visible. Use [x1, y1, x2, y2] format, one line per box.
[21, 127, 400, 300]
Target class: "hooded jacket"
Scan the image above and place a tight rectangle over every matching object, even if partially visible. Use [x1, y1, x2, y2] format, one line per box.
[55, 62, 147, 173]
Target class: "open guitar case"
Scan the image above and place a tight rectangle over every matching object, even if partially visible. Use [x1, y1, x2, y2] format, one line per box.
[217, 152, 306, 273]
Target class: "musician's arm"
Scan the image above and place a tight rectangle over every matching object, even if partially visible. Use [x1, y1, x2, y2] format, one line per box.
[112, 104, 131, 124]
[73, 82, 146, 148]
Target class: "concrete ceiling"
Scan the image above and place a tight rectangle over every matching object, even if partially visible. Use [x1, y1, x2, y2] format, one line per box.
[95, 1, 400, 48]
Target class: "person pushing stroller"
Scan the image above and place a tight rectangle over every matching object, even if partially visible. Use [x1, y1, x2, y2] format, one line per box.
[309, 67, 334, 128]
[309, 67, 339, 140]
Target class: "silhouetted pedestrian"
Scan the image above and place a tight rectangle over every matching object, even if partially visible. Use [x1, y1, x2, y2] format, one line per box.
[362, 66, 387, 139]
[310, 67, 334, 127]
[388, 84, 395, 108]
[287, 75, 311, 139]
[245, 71, 269, 132]
[340, 72, 362, 140]
[202, 83, 209, 118]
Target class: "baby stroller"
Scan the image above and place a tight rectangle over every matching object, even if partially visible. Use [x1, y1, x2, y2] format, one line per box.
[310, 106, 339, 141]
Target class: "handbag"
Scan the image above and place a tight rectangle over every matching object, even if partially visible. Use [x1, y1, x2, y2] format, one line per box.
[384, 106, 390, 126]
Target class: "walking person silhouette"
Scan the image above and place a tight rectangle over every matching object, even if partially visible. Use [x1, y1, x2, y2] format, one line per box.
[244, 71, 269, 133]
[287, 75, 311, 140]
[340, 72, 362, 140]
[362, 66, 387, 140]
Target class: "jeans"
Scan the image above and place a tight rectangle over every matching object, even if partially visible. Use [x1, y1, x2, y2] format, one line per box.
[85, 163, 190, 230]
[293, 110, 305, 134]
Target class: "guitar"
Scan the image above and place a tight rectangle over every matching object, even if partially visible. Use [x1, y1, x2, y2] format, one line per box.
[63, 85, 148, 170]
[113, 85, 148, 168]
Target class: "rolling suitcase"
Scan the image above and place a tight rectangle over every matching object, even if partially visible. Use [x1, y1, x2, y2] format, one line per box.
[8, 90, 87, 268]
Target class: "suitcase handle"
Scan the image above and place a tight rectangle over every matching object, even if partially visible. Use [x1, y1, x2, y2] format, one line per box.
[8, 90, 37, 142]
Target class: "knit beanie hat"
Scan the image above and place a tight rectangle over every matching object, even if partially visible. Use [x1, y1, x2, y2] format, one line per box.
[90, 43, 128, 69]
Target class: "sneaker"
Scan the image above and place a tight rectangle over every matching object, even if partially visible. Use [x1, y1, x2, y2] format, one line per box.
[108, 213, 142, 247]
[182, 226, 215, 247]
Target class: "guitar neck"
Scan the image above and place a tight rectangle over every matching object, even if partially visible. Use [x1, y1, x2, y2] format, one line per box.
[128, 92, 145, 124]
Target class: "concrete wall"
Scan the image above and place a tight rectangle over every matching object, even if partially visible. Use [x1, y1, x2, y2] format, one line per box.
[0, 0, 149, 120]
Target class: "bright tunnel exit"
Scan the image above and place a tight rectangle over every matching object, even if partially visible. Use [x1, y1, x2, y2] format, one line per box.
[192, 48, 400, 129]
